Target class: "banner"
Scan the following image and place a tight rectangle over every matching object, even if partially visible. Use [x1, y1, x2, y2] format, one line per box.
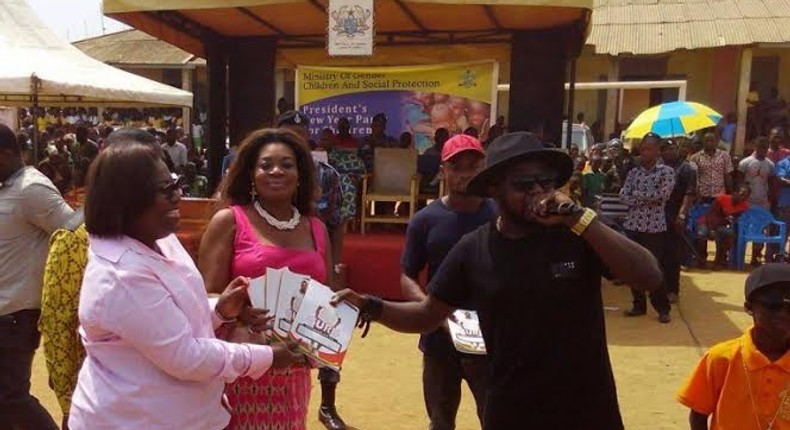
[296, 61, 498, 153]
[328, 0, 374, 56]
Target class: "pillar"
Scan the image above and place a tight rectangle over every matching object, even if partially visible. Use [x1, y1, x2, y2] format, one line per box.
[508, 28, 572, 144]
[604, 56, 619, 140]
[181, 68, 193, 136]
[227, 37, 277, 147]
[275, 68, 286, 110]
[735, 47, 753, 156]
[205, 37, 227, 189]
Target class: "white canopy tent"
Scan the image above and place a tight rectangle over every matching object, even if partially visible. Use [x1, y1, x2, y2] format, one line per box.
[0, 0, 192, 108]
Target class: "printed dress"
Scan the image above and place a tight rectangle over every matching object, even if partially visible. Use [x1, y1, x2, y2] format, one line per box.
[221, 205, 328, 430]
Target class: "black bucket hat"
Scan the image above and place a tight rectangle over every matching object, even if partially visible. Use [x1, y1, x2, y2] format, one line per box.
[466, 132, 574, 196]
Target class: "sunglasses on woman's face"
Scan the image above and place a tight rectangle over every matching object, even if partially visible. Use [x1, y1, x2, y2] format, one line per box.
[508, 175, 556, 192]
[157, 174, 182, 199]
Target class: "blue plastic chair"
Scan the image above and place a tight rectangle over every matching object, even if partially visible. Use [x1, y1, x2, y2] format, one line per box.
[734, 207, 788, 270]
[686, 204, 712, 234]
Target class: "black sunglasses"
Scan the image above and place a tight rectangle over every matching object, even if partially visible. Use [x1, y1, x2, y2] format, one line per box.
[753, 296, 790, 313]
[157, 174, 182, 199]
[508, 175, 557, 192]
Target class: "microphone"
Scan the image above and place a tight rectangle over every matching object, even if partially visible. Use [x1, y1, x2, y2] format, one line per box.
[545, 202, 583, 216]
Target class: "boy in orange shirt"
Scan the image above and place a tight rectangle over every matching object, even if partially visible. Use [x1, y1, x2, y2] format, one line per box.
[677, 263, 790, 430]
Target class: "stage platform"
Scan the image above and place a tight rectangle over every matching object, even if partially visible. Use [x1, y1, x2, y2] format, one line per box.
[342, 232, 407, 300]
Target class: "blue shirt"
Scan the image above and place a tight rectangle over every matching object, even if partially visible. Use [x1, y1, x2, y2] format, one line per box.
[721, 123, 737, 144]
[417, 147, 441, 192]
[315, 161, 343, 229]
[221, 148, 237, 178]
[776, 157, 790, 208]
[400, 198, 498, 357]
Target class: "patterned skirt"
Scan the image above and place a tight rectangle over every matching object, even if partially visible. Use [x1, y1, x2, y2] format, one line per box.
[225, 367, 311, 430]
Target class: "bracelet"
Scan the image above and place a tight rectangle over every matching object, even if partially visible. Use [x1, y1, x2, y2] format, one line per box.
[214, 308, 236, 324]
[571, 208, 598, 236]
[357, 295, 383, 338]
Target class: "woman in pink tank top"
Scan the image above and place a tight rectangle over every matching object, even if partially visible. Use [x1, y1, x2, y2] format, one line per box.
[199, 129, 332, 430]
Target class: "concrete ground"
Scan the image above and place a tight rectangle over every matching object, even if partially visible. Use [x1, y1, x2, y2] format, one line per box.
[31, 268, 751, 429]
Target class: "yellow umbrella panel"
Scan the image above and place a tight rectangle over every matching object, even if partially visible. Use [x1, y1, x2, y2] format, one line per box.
[625, 101, 723, 139]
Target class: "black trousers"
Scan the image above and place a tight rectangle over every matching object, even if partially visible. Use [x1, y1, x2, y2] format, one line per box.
[664, 228, 684, 296]
[318, 367, 340, 383]
[0, 309, 59, 430]
[625, 231, 671, 314]
[423, 353, 489, 430]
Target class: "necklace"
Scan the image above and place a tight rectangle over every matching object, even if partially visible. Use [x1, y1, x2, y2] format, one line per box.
[742, 338, 790, 430]
[253, 201, 300, 231]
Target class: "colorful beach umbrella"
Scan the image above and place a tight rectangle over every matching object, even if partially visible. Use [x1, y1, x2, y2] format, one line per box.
[624, 101, 723, 139]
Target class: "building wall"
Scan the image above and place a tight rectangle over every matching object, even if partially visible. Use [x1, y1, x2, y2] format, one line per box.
[572, 48, 734, 139]
[666, 49, 716, 106]
[115, 66, 208, 114]
[572, 51, 610, 127]
[753, 46, 790, 101]
[122, 67, 165, 83]
[709, 47, 739, 116]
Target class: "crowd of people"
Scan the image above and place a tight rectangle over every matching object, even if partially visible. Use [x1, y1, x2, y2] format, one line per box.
[4, 100, 790, 430]
[12, 107, 211, 204]
[567, 125, 790, 274]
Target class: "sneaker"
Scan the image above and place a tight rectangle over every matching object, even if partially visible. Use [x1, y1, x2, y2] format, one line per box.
[658, 313, 671, 324]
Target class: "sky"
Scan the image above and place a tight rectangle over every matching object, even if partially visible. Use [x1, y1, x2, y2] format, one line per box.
[25, 0, 129, 42]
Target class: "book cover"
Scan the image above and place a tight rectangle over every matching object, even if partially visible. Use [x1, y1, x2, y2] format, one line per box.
[265, 267, 284, 313]
[289, 280, 359, 371]
[248, 275, 266, 310]
[272, 269, 311, 340]
[447, 310, 486, 355]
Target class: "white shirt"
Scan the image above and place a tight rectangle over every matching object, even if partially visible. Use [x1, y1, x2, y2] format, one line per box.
[0, 167, 73, 315]
[162, 142, 189, 170]
[192, 124, 204, 138]
[69, 234, 274, 430]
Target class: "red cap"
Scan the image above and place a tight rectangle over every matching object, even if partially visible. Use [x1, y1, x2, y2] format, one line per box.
[441, 134, 485, 162]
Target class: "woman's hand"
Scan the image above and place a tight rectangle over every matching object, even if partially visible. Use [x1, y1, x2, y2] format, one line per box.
[215, 276, 250, 320]
[238, 307, 273, 333]
[271, 339, 307, 369]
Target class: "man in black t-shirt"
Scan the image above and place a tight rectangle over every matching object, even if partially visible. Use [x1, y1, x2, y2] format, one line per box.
[332, 132, 664, 429]
[401, 134, 495, 430]
[661, 139, 697, 304]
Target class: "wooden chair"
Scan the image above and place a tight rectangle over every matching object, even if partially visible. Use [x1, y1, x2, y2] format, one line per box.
[177, 197, 217, 260]
[360, 148, 418, 234]
[417, 175, 446, 207]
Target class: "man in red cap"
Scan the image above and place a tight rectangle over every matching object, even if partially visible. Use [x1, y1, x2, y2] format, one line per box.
[400, 134, 494, 430]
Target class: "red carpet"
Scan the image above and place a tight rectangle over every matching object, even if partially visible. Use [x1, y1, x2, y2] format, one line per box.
[342, 232, 407, 301]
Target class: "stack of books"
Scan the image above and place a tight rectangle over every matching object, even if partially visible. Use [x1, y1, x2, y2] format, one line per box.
[248, 268, 359, 370]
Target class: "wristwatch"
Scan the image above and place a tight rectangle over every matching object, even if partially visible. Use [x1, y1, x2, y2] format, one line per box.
[571, 208, 598, 236]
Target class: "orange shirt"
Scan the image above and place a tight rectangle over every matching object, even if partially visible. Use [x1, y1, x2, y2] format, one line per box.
[700, 194, 750, 228]
[677, 327, 790, 430]
[717, 193, 750, 216]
